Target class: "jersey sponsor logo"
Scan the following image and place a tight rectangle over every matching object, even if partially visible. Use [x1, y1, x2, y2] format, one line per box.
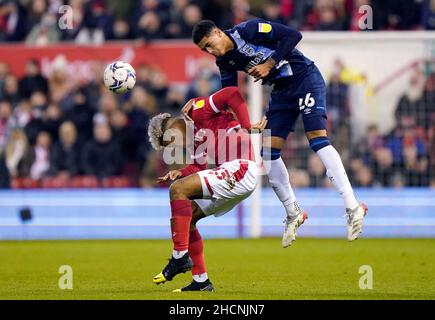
[240, 44, 255, 56]
[258, 23, 272, 33]
[245, 51, 265, 72]
[193, 99, 205, 110]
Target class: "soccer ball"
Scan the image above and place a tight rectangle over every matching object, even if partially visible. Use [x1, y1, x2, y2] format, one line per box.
[103, 61, 136, 94]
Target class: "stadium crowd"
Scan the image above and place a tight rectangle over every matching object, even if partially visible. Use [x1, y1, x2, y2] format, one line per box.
[0, 54, 434, 189]
[0, 0, 434, 189]
[282, 64, 435, 189]
[0, 0, 434, 45]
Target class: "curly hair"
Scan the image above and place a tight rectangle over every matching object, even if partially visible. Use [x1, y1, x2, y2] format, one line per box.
[147, 113, 172, 150]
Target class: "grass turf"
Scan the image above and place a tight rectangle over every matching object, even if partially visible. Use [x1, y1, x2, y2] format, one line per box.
[0, 238, 434, 300]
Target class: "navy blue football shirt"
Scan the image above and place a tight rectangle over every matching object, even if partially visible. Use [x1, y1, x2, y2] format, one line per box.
[217, 19, 314, 87]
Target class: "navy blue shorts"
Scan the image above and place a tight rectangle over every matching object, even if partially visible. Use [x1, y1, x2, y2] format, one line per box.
[266, 64, 327, 139]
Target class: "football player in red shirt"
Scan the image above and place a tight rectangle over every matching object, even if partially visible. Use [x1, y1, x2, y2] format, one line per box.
[148, 86, 267, 292]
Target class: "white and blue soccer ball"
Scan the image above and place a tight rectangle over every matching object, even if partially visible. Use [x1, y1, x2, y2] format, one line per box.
[103, 61, 136, 94]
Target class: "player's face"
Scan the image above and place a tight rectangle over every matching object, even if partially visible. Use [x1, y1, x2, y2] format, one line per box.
[197, 29, 228, 57]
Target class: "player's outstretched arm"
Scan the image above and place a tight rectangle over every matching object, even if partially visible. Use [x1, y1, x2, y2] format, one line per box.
[181, 98, 195, 122]
[212, 86, 268, 133]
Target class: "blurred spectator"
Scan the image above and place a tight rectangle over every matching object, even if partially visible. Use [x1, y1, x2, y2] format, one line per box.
[165, 85, 187, 113]
[4, 128, 32, 178]
[18, 59, 49, 99]
[314, 0, 344, 31]
[0, 0, 27, 41]
[165, 0, 189, 38]
[0, 62, 8, 93]
[289, 168, 310, 188]
[50, 121, 81, 177]
[148, 68, 169, 102]
[395, 69, 425, 128]
[0, 153, 9, 188]
[421, 72, 435, 129]
[391, 172, 406, 188]
[136, 11, 165, 41]
[421, 0, 435, 30]
[0, 100, 13, 151]
[185, 58, 221, 100]
[0, 0, 432, 44]
[30, 131, 52, 180]
[385, 116, 427, 168]
[81, 122, 122, 179]
[402, 125, 430, 186]
[108, 18, 133, 40]
[307, 153, 326, 187]
[24, 0, 47, 34]
[197, 0, 232, 29]
[25, 13, 60, 46]
[13, 99, 33, 128]
[22, 97, 62, 147]
[96, 91, 119, 123]
[354, 165, 374, 187]
[132, 0, 169, 40]
[231, 0, 254, 25]
[327, 65, 349, 130]
[372, 147, 394, 186]
[65, 90, 95, 143]
[135, 63, 153, 89]
[429, 122, 435, 182]
[79, 0, 114, 44]
[353, 124, 383, 165]
[110, 108, 148, 174]
[182, 5, 203, 36]
[260, 1, 286, 24]
[2, 74, 21, 106]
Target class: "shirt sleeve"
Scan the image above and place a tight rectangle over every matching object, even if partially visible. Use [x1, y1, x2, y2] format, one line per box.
[238, 19, 302, 63]
[208, 86, 251, 129]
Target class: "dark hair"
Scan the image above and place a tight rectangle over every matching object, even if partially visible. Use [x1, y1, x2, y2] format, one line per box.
[192, 20, 217, 44]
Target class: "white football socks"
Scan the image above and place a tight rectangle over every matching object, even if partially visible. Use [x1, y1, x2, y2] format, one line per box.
[316, 145, 359, 210]
[172, 250, 188, 259]
[263, 157, 298, 217]
[193, 273, 208, 283]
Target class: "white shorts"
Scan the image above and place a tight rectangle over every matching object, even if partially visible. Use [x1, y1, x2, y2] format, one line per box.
[194, 159, 258, 217]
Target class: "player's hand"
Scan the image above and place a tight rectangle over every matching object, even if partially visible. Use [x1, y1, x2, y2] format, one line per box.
[247, 59, 275, 82]
[156, 170, 183, 183]
[181, 99, 194, 122]
[249, 116, 268, 134]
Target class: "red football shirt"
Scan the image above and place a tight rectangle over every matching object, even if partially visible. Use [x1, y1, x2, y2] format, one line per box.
[180, 86, 255, 177]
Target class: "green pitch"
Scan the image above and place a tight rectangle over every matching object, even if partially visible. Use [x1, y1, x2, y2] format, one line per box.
[0, 238, 434, 300]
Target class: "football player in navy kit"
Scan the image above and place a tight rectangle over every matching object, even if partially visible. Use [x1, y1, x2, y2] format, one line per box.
[192, 19, 367, 246]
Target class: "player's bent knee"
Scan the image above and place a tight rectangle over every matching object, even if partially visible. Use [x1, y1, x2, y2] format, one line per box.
[309, 136, 331, 152]
[169, 181, 186, 200]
